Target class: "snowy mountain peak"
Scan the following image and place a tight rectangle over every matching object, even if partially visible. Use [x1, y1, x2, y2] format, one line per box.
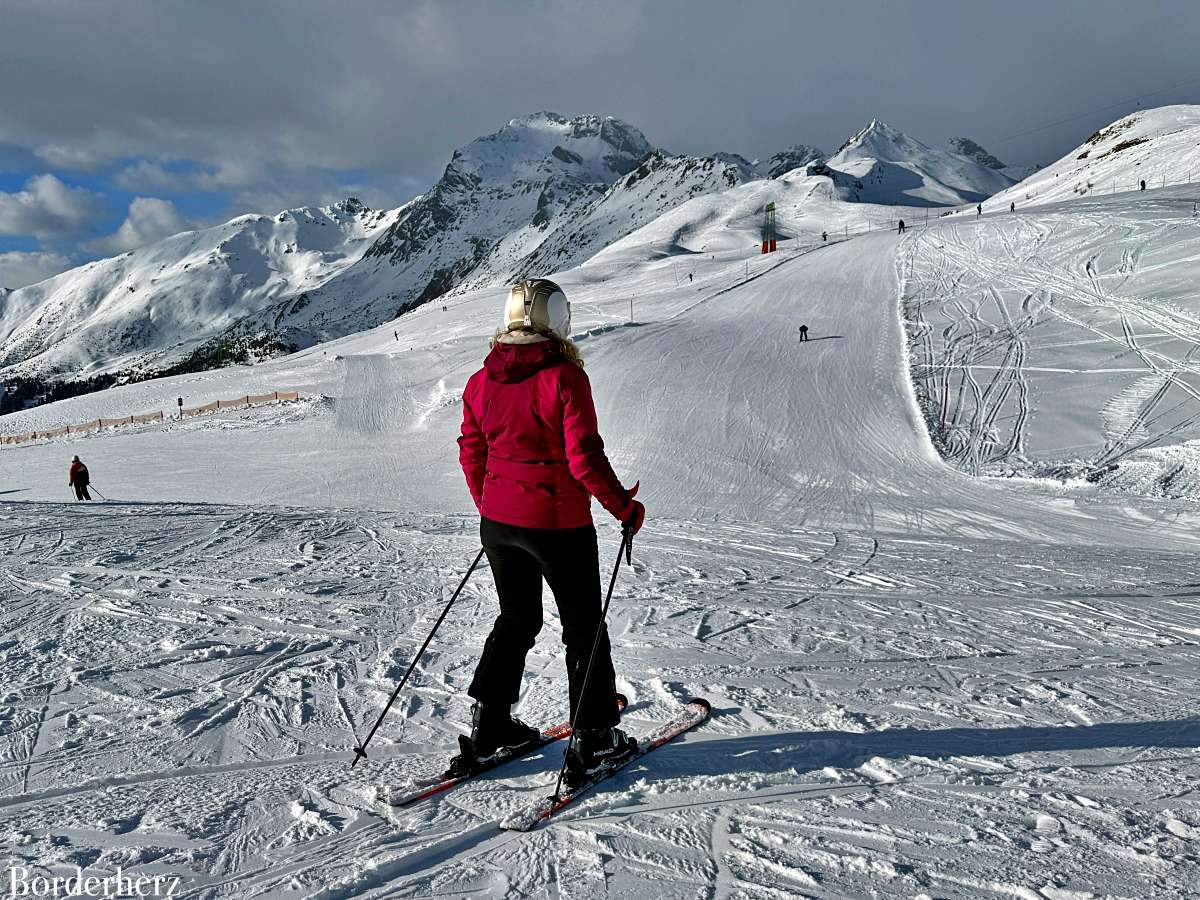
[948, 137, 1006, 169]
[332, 197, 369, 215]
[507, 111, 650, 150]
[826, 118, 1015, 206]
[452, 112, 654, 186]
[836, 118, 927, 159]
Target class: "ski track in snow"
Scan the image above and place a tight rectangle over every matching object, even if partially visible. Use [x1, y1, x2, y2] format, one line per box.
[901, 187, 1200, 493]
[2, 503, 1200, 897]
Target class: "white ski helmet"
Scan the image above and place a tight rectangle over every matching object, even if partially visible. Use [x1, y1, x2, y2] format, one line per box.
[503, 279, 571, 339]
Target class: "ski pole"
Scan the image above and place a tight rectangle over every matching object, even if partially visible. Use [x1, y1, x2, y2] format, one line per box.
[89, 485, 108, 500]
[551, 524, 633, 800]
[351, 547, 486, 768]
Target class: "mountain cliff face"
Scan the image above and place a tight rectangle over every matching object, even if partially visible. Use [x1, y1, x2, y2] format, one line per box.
[765, 144, 825, 178]
[948, 137, 1007, 170]
[825, 119, 1015, 206]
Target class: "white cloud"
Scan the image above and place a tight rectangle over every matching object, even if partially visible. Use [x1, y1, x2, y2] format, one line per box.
[86, 197, 192, 254]
[0, 250, 75, 289]
[0, 174, 107, 239]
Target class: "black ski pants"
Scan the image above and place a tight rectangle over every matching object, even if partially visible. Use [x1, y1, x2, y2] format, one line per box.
[73, 483, 91, 501]
[468, 517, 619, 729]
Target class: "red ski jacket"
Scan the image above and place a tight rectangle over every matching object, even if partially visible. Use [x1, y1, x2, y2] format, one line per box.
[68, 461, 89, 486]
[459, 340, 633, 530]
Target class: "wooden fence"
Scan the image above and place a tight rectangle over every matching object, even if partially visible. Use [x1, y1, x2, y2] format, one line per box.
[0, 390, 301, 446]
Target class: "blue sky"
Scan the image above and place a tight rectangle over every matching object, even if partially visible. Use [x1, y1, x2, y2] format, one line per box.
[2, 0, 1199, 289]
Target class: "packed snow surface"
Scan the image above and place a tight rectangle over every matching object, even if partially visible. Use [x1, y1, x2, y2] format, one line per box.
[903, 184, 1200, 490]
[4, 111, 1200, 897]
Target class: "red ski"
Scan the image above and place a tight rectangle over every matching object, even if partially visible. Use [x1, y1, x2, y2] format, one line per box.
[380, 695, 627, 809]
[500, 697, 711, 831]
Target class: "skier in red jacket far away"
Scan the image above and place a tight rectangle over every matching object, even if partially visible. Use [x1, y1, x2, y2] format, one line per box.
[68, 456, 91, 501]
[456, 278, 645, 787]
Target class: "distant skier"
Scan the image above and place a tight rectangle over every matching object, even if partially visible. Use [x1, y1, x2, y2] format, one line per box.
[821, 230, 827, 242]
[799, 324, 809, 342]
[976, 203, 982, 216]
[897, 219, 906, 235]
[1140, 179, 1146, 191]
[394, 330, 398, 341]
[688, 272, 693, 283]
[68, 455, 91, 501]
[455, 278, 644, 787]
[1009, 201, 1015, 213]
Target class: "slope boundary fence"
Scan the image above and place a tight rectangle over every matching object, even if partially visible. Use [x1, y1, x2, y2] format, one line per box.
[0, 390, 301, 447]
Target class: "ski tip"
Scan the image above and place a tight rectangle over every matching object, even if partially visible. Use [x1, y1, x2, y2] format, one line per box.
[688, 697, 712, 715]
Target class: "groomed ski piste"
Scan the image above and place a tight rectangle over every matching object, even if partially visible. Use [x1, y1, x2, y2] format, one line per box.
[5, 108, 1200, 898]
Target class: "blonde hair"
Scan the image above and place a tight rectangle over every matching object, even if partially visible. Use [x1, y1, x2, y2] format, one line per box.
[491, 326, 585, 369]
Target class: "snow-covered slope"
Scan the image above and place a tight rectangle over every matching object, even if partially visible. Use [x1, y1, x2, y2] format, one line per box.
[4, 158, 1200, 896]
[826, 119, 1015, 206]
[0, 198, 397, 383]
[992, 105, 1200, 208]
[509, 151, 758, 277]
[589, 166, 932, 265]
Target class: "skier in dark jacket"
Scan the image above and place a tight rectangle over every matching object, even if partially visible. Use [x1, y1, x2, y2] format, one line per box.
[897, 219, 906, 235]
[456, 278, 644, 786]
[68, 456, 91, 501]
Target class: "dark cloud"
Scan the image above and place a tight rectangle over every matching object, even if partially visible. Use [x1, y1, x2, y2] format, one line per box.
[0, 0, 1198, 209]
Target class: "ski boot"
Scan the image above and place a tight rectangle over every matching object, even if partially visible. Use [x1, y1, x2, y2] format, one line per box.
[443, 702, 540, 778]
[562, 726, 638, 789]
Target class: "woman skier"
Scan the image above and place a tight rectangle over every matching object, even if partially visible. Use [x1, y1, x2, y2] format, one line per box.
[454, 278, 645, 787]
